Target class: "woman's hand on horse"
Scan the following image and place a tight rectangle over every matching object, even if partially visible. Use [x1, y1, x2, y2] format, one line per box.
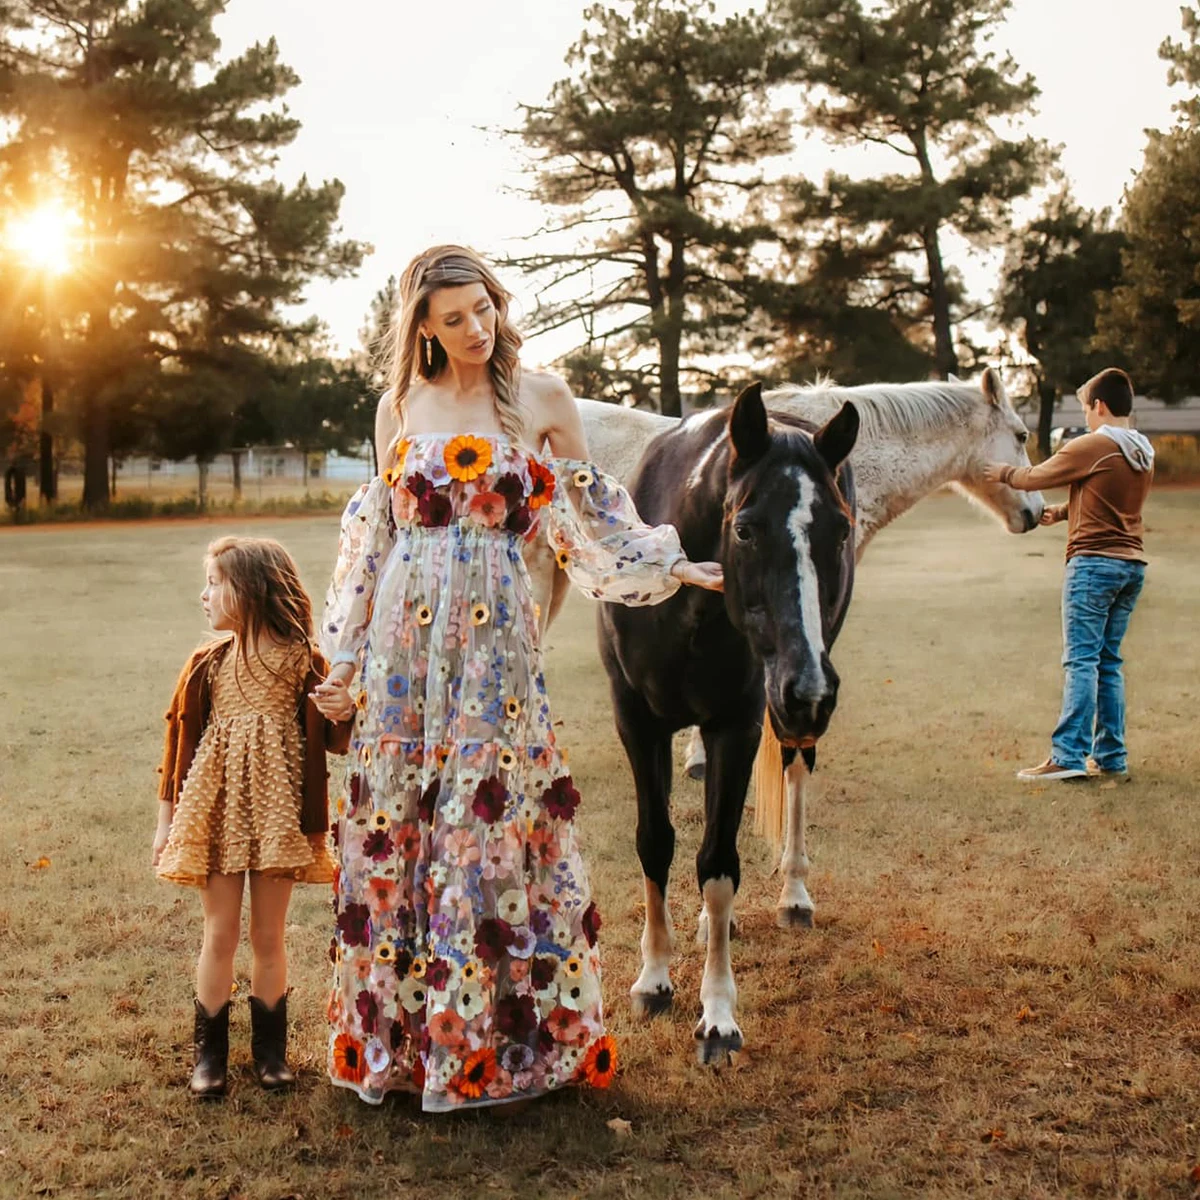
[981, 463, 1010, 484]
[1039, 505, 1066, 526]
[672, 560, 724, 591]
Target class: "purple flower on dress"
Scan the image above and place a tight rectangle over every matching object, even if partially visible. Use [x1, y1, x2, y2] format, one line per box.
[530, 909, 552, 936]
[471, 776, 508, 824]
[429, 912, 453, 941]
[541, 776, 581, 822]
[508, 925, 537, 959]
[336, 902, 371, 947]
[501, 1043, 535, 1074]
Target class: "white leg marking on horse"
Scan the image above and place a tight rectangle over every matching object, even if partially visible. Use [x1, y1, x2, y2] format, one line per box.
[695, 875, 743, 1062]
[631, 878, 675, 1016]
[788, 470, 826, 682]
[777, 755, 815, 928]
[684, 727, 706, 779]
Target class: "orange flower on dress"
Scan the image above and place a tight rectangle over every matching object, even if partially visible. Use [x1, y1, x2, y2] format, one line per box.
[428, 1007, 467, 1048]
[382, 438, 410, 488]
[453, 1047, 498, 1100]
[445, 435, 493, 482]
[527, 459, 556, 508]
[332, 1032, 367, 1084]
[581, 1034, 617, 1088]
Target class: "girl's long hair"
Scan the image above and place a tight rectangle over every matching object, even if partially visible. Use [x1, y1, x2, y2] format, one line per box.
[206, 536, 314, 692]
[383, 245, 526, 451]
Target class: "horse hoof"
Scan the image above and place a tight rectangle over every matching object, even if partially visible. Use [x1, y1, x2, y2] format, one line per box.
[685, 762, 706, 782]
[631, 988, 674, 1019]
[776, 905, 814, 929]
[693, 1024, 744, 1067]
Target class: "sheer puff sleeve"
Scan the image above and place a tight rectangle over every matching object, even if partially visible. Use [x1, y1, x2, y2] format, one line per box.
[545, 458, 685, 606]
[319, 476, 396, 666]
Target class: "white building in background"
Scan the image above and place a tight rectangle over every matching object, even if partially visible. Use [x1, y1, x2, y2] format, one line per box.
[113, 442, 375, 489]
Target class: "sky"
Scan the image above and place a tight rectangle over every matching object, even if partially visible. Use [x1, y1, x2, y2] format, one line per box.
[212, 0, 1193, 367]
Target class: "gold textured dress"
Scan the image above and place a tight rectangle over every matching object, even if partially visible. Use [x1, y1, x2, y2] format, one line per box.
[156, 641, 335, 887]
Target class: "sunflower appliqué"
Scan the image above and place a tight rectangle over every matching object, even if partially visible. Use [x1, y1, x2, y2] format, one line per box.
[382, 439, 411, 488]
[580, 1034, 617, 1088]
[503, 696, 522, 720]
[555, 548, 571, 570]
[527, 459, 556, 509]
[370, 811, 391, 832]
[572, 467, 594, 489]
[470, 601, 490, 627]
[416, 604, 434, 626]
[445, 435, 493, 482]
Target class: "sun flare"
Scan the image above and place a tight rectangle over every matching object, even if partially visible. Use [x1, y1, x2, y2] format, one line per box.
[5, 204, 76, 274]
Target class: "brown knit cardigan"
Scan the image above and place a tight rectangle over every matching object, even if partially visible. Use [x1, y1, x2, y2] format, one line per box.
[156, 638, 353, 835]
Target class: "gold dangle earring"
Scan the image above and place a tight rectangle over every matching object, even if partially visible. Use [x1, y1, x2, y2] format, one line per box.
[423, 337, 433, 370]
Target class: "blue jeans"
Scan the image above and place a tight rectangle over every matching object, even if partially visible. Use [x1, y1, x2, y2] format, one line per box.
[1051, 556, 1145, 771]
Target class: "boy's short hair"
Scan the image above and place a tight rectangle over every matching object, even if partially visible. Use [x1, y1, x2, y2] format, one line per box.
[1079, 367, 1134, 417]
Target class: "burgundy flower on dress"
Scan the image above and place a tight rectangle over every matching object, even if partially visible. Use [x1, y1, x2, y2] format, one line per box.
[349, 773, 362, 811]
[494, 472, 524, 507]
[425, 957, 453, 992]
[418, 489, 453, 528]
[541, 776, 581, 822]
[336, 902, 371, 947]
[405, 473, 432, 499]
[495, 993, 538, 1040]
[505, 504, 533, 536]
[356, 989, 379, 1035]
[361, 830, 394, 862]
[531, 955, 559, 991]
[581, 900, 602, 948]
[471, 776, 508, 824]
[474, 917, 515, 962]
[418, 779, 440, 824]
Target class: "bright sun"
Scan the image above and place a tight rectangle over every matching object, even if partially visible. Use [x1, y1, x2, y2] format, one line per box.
[5, 204, 75, 274]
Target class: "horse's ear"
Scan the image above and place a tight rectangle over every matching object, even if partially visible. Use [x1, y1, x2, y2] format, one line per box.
[982, 367, 1004, 407]
[813, 400, 858, 473]
[728, 382, 770, 468]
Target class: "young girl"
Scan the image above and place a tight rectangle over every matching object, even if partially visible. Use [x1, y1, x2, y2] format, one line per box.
[153, 536, 352, 1098]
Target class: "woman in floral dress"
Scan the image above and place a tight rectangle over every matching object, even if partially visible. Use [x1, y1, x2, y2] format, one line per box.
[312, 246, 722, 1111]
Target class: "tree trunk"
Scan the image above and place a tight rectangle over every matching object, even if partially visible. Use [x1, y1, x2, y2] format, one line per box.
[231, 450, 242, 499]
[657, 238, 686, 418]
[39, 379, 56, 502]
[923, 225, 958, 380]
[81, 393, 111, 509]
[198, 459, 208, 509]
[1037, 378, 1058, 459]
[110, 456, 117, 498]
[659, 332, 682, 417]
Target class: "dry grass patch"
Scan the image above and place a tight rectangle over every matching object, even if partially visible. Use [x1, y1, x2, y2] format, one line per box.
[2, 493, 1199, 1198]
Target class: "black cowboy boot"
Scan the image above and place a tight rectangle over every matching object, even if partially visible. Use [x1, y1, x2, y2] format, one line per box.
[190, 998, 230, 1098]
[249, 993, 296, 1090]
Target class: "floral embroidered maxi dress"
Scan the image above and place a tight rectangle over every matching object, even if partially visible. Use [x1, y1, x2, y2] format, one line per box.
[320, 432, 684, 1110]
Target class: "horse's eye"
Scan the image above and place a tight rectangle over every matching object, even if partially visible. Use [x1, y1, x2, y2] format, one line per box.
[1017, 430, 1029, 445]
[733, 524, 753, 543]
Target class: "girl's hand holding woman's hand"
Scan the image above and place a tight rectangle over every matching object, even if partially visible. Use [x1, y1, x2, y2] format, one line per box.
[672, 560, 724, 592]
[312, 662, 358, 721]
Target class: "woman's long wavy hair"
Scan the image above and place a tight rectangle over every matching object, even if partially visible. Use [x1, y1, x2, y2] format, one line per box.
[383, 245, 526, 450]
[206, 536, 314, 692]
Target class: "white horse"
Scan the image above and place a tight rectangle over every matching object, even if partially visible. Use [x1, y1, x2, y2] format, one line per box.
[526, 369, 1043, 948]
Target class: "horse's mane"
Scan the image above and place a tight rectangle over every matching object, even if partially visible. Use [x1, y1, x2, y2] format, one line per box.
[765, 379, 985, 441]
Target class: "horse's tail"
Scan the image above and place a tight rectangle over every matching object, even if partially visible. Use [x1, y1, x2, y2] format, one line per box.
[752, 719, 786, 846]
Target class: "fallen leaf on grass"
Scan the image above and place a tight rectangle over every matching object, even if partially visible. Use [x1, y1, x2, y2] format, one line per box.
[28, 856, 51, 870]
[980, 1128, 1006, 1144]
[1016, 1006, 1037, 1023]
[606, 1118, 633, 1137]
[871, 939, 886, 957]
[1190, 1163, 1200, 1183]
[335, 1124, 354, 1140]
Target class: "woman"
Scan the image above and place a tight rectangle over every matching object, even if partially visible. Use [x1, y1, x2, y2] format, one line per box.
[312, 245, 721, 1111]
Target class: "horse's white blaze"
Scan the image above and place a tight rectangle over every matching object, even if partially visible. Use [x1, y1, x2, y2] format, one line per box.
[777, 755, 814, 917]
[631, 878, 675, 1000]
[686, 433, 722, 492]
[787, 469, 826, 686]
[698, 876, 739, 1037]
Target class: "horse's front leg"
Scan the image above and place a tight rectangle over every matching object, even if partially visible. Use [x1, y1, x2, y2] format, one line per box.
[693, 720, 757, 1066]
[683, 726, 706, 781]
[777, 746, 815, 928]
[609, 676, 677, 1018]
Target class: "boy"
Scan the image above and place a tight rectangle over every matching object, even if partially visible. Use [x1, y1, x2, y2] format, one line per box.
[983, 367, 1154, 781]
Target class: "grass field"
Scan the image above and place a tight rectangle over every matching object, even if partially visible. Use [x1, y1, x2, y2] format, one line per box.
[2, 491, 1199, 1199]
